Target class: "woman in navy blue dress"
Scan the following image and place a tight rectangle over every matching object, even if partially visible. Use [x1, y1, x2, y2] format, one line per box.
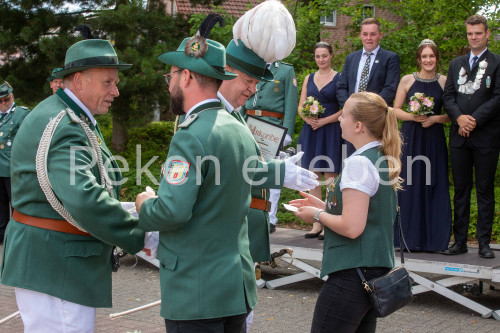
[298, 42, 343, 239]
[393, 39, 452, 251]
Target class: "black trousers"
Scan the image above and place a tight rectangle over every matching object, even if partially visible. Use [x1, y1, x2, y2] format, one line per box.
[0, 177, 11, 240]
[450, 141, 499, 245]
[311, 267, 390, 333]
[165, 302, 251, 333]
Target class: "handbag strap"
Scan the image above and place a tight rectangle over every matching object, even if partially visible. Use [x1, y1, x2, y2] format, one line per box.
[356, 206, 409, 291]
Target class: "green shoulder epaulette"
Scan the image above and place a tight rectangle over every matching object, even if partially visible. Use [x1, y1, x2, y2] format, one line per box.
[178, 113, 198, 129]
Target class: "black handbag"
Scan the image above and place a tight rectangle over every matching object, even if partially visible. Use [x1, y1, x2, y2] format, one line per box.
[356, 208, 413, 317]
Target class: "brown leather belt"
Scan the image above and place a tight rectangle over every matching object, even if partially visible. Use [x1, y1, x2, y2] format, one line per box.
[13, 210, 91, 236]
[250, 198, 271, 212]
[246, 110, 284, 120]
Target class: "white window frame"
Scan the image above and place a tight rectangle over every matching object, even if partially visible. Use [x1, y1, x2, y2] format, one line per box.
[363, 5, 375, 19]
[320, 10, 337, 27]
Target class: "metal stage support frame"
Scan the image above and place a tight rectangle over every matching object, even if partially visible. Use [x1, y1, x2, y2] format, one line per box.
[131, 223, 500, 320]
[267, 228, 500, 320]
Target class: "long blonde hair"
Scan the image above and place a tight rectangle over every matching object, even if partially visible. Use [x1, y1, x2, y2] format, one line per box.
[349, 92, 403, 190]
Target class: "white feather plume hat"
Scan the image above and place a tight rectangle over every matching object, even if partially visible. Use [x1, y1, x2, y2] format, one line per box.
[232, 0, 296, 63]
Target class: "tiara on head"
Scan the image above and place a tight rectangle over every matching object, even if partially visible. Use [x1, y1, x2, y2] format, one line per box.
[419, 39, 436, 47]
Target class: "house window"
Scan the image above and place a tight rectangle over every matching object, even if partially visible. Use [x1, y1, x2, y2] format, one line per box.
[363, 5, 375, 18]
[320, 10, 337, 27]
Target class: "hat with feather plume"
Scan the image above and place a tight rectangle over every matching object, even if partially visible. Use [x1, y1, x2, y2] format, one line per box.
[228, 0, 296, 81]
[158, 14, 237, 80]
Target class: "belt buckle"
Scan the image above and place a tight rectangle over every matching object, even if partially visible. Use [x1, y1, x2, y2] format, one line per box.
[254, 110, 262, 116]
[265, 200, 271, 212]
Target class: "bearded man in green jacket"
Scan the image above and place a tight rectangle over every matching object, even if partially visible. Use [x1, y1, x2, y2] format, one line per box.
[1, 39, 145, 332]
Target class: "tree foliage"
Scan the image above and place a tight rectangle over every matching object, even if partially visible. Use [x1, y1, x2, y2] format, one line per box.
[0, 0, 189, 150]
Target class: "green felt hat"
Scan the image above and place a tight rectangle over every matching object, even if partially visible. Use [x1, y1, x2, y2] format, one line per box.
[158, 37, 237, 80]
[55, 39, 132, 79]
[0, 81, 13, 98]
[226, 39, 273, 82]
[47, 68, 63, 82]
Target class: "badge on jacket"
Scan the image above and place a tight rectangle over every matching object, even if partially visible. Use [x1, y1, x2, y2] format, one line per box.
[166, 160, 190, 185]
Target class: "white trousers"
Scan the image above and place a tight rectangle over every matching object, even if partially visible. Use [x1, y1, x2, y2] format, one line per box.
[269, 189, 281, 226]
[15, 288, 96, 333]
[245, 309, 254, 332]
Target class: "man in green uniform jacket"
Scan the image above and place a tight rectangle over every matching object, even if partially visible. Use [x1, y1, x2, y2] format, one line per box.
[1, 40, 145, 332]
[243, 61, 299, 232]
[0, 82, 30, 242]
[135, 35, 260, 332]
[221, 40, 317, 263]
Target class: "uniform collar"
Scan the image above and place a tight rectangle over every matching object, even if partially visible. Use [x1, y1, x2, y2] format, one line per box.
[185, 99, 221, 117]
[1, 102, 15, 116]
[217, 91, 235, 112]
[63, 88, 97, 126]
[352, 140, 382, 157]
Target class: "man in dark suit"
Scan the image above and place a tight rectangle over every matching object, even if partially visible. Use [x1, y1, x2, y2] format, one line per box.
[442, 14, 500, 259]
[336, 17, 400, 155]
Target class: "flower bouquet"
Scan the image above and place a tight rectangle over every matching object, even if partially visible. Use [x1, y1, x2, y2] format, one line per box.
[300, 96, 324, 118]
[406, 92, 434, 115]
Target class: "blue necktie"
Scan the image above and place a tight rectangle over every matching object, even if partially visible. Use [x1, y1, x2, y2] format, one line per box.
[471, 56, 478, 70]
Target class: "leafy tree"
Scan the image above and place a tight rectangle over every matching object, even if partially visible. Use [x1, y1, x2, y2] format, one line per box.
[86, 0, 189, 150]
[0, 0, 189, 150]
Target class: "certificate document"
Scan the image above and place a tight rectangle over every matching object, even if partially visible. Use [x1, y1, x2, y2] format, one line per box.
[245, 115, 287, 161]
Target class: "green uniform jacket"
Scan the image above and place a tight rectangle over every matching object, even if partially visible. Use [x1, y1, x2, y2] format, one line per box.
[138, 102, 262, 320]
[0, 103, 31, 177]
[242, 61, 298, 136]
[180, 108, 285, 263]
[230, 110, 284, 262]
[1, 90, 145, 308]
[321, 147, 396, 278]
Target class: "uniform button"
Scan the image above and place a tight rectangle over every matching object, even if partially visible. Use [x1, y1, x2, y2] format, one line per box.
[468, 97, 471, 100]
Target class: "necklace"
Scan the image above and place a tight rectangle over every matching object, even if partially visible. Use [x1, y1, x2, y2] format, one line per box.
[317, 69, 333, 77]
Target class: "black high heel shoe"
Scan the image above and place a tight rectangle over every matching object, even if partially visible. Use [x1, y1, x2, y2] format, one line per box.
[304, 230, 321, 239]
[318, 234, 325, 240]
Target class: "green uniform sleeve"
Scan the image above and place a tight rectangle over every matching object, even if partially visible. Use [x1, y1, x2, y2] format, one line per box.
[47, 123, 145, 255]
[138, 129, 204, 232]
[283, 65, 298, 136]
[252, 159, 285, 189]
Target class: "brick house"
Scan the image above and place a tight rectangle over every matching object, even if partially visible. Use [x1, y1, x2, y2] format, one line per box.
[153, 0, 404, 51]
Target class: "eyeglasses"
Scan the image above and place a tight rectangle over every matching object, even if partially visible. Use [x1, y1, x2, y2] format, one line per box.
[163, 69, 184, 86]
[0, 95, 12, 104]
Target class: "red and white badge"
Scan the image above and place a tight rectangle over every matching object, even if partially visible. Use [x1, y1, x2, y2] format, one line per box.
[166, 160, 190, 184]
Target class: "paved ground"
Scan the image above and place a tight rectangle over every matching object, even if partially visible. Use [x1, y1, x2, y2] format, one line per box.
[1, 240, 500, 332]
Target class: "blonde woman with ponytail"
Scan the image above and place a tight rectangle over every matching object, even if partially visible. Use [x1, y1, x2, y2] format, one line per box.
[291, 92, 402, 332]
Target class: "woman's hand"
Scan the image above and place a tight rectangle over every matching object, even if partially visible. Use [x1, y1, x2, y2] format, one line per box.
[293, 206, 318, 224]
[304, 117, 317, 126]
[289, 191, 325, 210]
[421, 115, 437, 128]
[412, 115, 427, 123]
[311, 117, 327, 130]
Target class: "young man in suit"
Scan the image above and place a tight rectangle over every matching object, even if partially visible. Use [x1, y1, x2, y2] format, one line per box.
[0, 82, 30, 242]
[442, 14, 500, 259]
[1, 40, 145, 331]
[336, 17, 400, 155]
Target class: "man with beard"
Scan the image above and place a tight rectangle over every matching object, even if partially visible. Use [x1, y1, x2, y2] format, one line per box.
[135, 35, 263, 332]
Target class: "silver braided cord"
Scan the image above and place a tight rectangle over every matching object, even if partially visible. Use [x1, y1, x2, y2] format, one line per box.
[35, 108, 114, 233]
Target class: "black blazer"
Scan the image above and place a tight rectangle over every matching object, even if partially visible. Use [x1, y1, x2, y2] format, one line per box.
[443, 50, 500, 148]
[336, 48, 400, 107]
